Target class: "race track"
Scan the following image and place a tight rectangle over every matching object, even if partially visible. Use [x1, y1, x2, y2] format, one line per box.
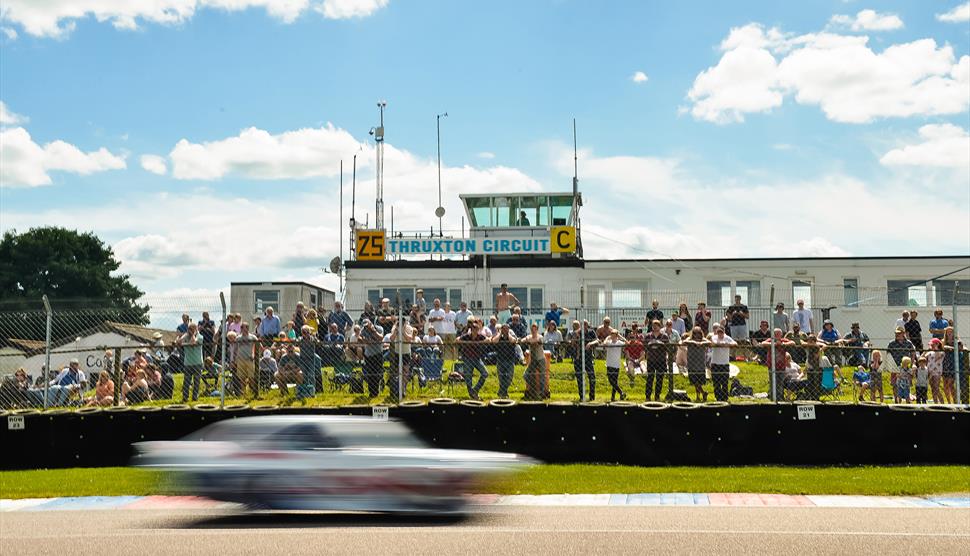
[3, 505, 969, 555]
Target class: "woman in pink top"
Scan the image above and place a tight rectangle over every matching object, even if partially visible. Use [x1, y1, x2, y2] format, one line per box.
[925, 338, 945, 403]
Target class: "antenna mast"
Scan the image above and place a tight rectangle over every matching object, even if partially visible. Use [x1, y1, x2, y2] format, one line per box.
[375, 101, 387, 230]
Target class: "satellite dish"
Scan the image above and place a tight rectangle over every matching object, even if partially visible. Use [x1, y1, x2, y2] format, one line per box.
[328, 257, 341, 274]
[435, 206, 446, 218]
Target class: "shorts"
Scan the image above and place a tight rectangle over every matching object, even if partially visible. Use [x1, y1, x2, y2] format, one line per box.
[688, 369, 706, 386]
[896, 382, 910, 400]
[236, 359, 255, 382]
[626, 359, 644, 375]
[497, 309, 512, 323]
[730, 325, 748, 342]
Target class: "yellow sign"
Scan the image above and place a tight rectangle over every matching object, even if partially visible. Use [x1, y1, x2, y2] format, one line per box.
[550, 226, 576, 253]
[355, 230, 386, 260]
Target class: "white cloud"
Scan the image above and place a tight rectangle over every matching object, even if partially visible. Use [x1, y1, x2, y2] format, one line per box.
[0, 0, 388, 38]
[139, 154, 168, 175]
[937, 2, 970, 23]
[687, 23, 970, 124]
[1, 26, 17, 39]
[879, 123, 970, 169]
[631, 71, 649, 83]
[0, 101, 27, 125]
[315, 0, 388, 19]
[0, 127, 126, 187]
[829, 9, 904, 31]
[476, 151, 495, 160]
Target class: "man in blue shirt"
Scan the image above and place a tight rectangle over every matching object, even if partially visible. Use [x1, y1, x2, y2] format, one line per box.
[176, 313, 191, 334]
[544, 302, 569, 327]
[929, 309, 949, 340]
[258, 307, 282, 338]
[48, 359, 87, 406]
[326, 301, 354, 335]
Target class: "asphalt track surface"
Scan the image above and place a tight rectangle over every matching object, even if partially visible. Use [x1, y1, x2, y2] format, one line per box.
[3, 506, 969, 555]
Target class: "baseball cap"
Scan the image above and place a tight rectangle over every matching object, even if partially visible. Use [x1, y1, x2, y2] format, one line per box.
[895, 327, 905, 334]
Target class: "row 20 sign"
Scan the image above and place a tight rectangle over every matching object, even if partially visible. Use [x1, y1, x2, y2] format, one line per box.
[356, 227, 576, 260]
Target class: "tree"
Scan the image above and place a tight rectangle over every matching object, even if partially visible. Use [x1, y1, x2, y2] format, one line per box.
[0, 227, 149, 341]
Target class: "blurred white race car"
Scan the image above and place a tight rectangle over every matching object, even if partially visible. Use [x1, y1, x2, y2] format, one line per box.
[132, 415, 533, 513]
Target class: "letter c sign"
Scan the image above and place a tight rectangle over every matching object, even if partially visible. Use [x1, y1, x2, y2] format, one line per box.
[550, 226, 576, 253]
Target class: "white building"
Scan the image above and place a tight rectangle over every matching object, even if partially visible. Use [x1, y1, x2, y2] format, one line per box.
[229, 281, 335, 321]
[343, 193, 969, 343]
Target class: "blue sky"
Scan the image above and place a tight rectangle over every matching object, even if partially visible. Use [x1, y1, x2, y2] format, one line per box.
[1, 0, 968, 297]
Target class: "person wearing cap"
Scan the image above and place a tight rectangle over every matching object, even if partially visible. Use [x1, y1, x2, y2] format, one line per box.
[791, 299, 814, 335]
[494, 284, 520, 325]
[887, 327, 917, 367]
[929, 309, 948, 340]
[574, 320, 598, 401]
[817, 319, 842, 365]
[842, 322, 871, 367]
[772, 303, 790, 335]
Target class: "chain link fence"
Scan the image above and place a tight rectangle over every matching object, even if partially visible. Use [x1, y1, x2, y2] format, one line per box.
[1, 290, 967, 411]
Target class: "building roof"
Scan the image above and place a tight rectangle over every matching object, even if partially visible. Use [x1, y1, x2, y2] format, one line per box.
[4, 338, 46, 352]
[230, 281, 335, 294]
[10, 322, 180, 356]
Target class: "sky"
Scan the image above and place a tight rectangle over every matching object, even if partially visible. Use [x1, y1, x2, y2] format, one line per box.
[1, 0, 968, 300]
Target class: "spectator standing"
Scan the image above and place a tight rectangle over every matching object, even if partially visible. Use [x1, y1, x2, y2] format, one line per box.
[643, 320, 669, 401]
[387, 317, 415, 398]
[327, 301, 354, 335]
[177, 323, 205, 403]
[842, 323, 871, 367]
[677, 303, 693, 332]
[887, 327, 917, 368]
[869, 350, 885, 403]
[198, 312, 216, 357]
[941, 327, 958, 404]
[495, 284, 521, 324]
[441, 302, 458, 360]
[228, 314, 242, 335]
[625, 325, 645, 387]
[258, 307, 282, 339]
[292, 302, 307, 333]
[750, 321, 771, 362]
[914, 356, 930, 404]
[545, 302, 569, 327]
[896, 356, 914, 403]
[235, 323, 259, 399]
[760, 328, 794, 400]
[490, 324, 519, 399]
[573, 321, 597, 401]
[521, 323, 549, 400]
[926, 338, 945, 403]
[708, 324, 736, 402]
[791, 299, 814, 335]
[458, 319, 489, 400]
[414, 289, 427, 314]
[359, 319, 385, 398]
[645, 299, 664, 325]
[176, 313, 191, 334]
[694, 302, 711, 335]
[305, 309, 319, 336]
[905, 310, 924, 352]
[589, 329, 627, 402]
[725, 294, 750, 344]
[671, 313, 687, 337]
[772, 303, 790, 335]
[682, 327, 712, 402]
[358, 301, 377, 327]
[455, 302, 473, 335]
[509, 314, 528, 339]
[895, 310, 910, 330]
[376, 298, 395, 330]
[428, 299, 446, 334]
[929, 309, 948, 340]
[543, 321, 564, 362]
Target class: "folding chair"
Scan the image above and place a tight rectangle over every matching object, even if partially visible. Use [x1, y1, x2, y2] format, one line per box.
[447, 361, 467, 396]
[329, 361, 357, 392]
[819, 366, 843, 401]
[421, 357, 445, 392]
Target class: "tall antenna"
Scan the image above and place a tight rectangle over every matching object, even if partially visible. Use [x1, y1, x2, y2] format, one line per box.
[571, 118, 579, 216]
[373, 101, 387, 230]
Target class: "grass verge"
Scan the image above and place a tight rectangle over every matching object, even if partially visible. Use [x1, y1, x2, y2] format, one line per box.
[2, 465, 968, 500]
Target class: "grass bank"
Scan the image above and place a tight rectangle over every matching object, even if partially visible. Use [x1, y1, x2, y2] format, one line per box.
[3, 465, 967, 500]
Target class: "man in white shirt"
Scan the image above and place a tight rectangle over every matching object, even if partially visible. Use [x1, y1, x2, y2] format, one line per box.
[440, 302, 457, 359]
[427, 299, 447, 334]
[588, 329, 627, 401]
[708, 324, 737, 402]
[542, 321, 564, 362]
[454, 302, 473, 335]
[791, 299, 814, 334]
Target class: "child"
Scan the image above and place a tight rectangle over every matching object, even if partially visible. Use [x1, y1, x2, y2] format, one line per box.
[869, 350, 884, 403]
[852, 365, 870, 402]
[896, 356, 913, 404]
[914, 356, 929, 404]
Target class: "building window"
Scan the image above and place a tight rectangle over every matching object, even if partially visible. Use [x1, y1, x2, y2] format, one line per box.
[530, 288, 544, 311]
[366, 289, 381, 308]
[611, 281, 649, 309]
[792, 281, 812, 308]
[934, 280, 970, 306]
[843, 278, 859, 307]
[421, 288, 447, 306]
[491, 287, 543, 314]
[887, 280, 928, 307]
[449, 289, 462, 308]
[253, 290, 280, 315]
[381, 288, 415, 310]
[706, 281, 731, 307]
[735, 280, 761, 306]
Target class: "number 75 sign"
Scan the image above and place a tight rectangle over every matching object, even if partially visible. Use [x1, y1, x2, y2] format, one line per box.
[355, 230, 386, 261]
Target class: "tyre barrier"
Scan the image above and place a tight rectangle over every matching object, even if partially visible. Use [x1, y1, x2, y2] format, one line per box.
[670, 402, 699, 410]
[399, 400, 426, 408]
[429, 398, 457, 406]
[549, 400, 574, 406]
[859, 400, 883, 407]
[639, 401, 668, 410]
[579, 401, 606, 407]
[11, 408, 39, 415]
[224, 404, 250, 411]
[193, 404, 220, 412]
[823, 400, 853, 406]
[104, 406, 131, 413]
[926, 404, 958, 412]
[517, 400, 546, 405]
[76, 407, 102, 415]
[699, 401, 730, 409]
[134, 406, 161, 412]
[163, 404, 191, 411]
[459, 399, 487, 407]
[43, 408, 70, 415]
[488, 399, 516, 407]
[608, 401, 637, 408]
[252, 404, 279, 411]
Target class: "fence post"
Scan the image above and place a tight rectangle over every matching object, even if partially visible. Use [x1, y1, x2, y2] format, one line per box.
[397, 296, 404, 405]
[113, 349, 121, 406]
[42, 295, 52, 410]
[219, 292, 227, 409]
[954, 281, 962, 405]
[769, 284, 777, 402]
[579, 296, 586, 403]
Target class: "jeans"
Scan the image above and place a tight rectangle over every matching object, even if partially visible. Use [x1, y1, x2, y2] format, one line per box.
[711, 363, 730, 401]
[573, 355, 595, 400]
[607, 366, 624, 401]
[181, 364, 202, 402]
[46, 385, 74, 406]
[496, 359, 515, 398]
[645, 362, 665, 400]
[464, 358, 488, 396]
[364, 354, 384, 397]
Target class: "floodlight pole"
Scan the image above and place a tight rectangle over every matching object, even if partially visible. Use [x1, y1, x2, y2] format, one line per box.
[42, 295, 52, 409]
[339, 160, 344, 293]
[770, 284, 777, 402]
[219, 292, 227, 409]
[954, 282, 962, 404]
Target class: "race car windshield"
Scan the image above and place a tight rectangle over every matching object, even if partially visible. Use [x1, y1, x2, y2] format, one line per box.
[333, 421, 427, 449]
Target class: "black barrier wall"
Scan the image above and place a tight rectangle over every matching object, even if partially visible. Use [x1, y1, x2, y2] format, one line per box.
[1, 403, 968, 470]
